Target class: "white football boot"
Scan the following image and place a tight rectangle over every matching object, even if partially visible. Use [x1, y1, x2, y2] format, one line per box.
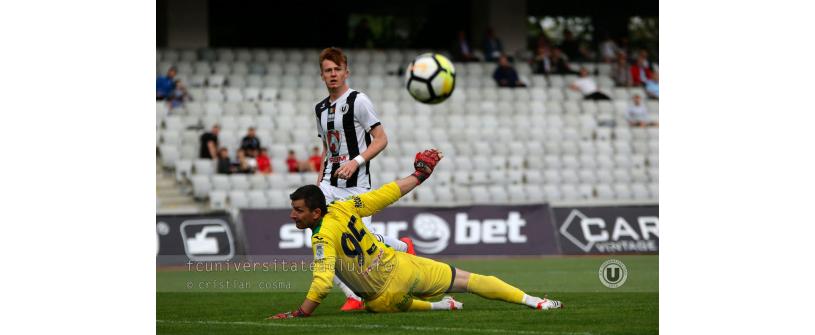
[535, 295, 564, 310]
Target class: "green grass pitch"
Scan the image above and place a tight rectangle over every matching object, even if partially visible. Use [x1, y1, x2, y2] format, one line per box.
[157, 255, 658, 334]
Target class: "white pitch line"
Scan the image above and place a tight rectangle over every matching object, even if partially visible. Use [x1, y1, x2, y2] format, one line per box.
[156, 319, 593, 335]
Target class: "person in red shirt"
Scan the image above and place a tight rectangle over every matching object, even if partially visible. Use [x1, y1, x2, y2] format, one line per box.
[630, 51, 653, 86]
[286, 150, 300, 173]
[308, 146, 322, 172]
[256, 147, 272, 174]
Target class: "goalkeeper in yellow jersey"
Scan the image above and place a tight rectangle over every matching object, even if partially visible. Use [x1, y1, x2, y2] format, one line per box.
[268, 149, 563, 318]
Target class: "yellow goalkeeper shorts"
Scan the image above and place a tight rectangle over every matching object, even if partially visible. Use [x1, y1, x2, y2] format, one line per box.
[364, 252, 455, 313]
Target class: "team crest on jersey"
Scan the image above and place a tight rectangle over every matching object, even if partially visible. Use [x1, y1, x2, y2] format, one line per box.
[341, 104, 349, 114]
[327, 130, 341, 156]
[314, 243, 325, 260]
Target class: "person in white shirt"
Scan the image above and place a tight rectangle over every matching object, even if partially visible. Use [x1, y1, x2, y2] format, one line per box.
[568, 67, 611, 100]
[626, 94, 658, 127]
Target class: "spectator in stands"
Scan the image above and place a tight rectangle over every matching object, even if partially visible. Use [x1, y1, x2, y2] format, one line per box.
[451, 30, 479, 62]
[611, 52, 632, 87]
[199, 124, 220, 160]
[559, 30, 589, 61]
[550, 48, 578, 75]
[482, 27, 504, 62]
[256, 147, 272, 174]
[234, 149, 255, 174]
[568, 67, 611, 100]
[626, 94, 658, 127]
[308, 146, 322, 172]
[644, 71, 659, 99]
[156, 66, 177, 100]
[350, 18, 374, 48]
[630, 51, 654, 86]
[216, 148, 232, 174]
[168, 80, 190, 109]
[493, 55, 526, 88]
[599, 34, 620, 63]
[240, 127, 261, 158]
[286, 150, 301, 173]
[531, 46, 553, 75]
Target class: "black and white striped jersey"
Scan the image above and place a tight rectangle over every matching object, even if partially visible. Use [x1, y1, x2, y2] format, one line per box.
[315, 88, 381, 188]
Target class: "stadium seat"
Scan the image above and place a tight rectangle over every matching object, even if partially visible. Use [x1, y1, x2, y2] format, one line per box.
[488, 185, 509, 203]
[631, 169, 650, 183]
[631, 183, 650, 200]
[191, 175, 211, 199]
[470, 171, 488, 184]
[561, 184, 580, 201]
[543, 155, 562, 169]
[248, 190, 268, 208]
[613, 183, 633, 200]
[209, 190, 227, 209]
[543, 184, 562, 202]
[578, 184, 594, 200]
[562, 155, 580, 169]
[284, 173, 303, 188]
[212, 175, 231, 191]
[487, 170, 507, 184]
[159, 145, 179, 168]
[597, 155, 615, 169]
[508, 185, 526, 203]
[561, 170, 580, 184]
[613, 169, 632, 183]
[193, 160, 214, 176]
[595, 184, 614, 200]
[523, 185, 545, 202]
[597, 169, 615, 184]
[648, 183, 659, 200]
[228, 191, 249, 209]
[543, 169, 561, 184]
[415, 188, 437, 205]
[506, 169, 524, 185]
[248, 174, 268, 190]
[471, 186, 490, 204]
[524, 170, 543, 185]
[578, 169, 597, 183]
[229, 175, 250, 191]
[452, 185, 472, 203]
[174, 160, 192, 182]
[265, 190, 289, 208]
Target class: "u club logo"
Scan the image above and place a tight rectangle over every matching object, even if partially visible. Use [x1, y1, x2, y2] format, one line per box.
[598, 259, 628, 288]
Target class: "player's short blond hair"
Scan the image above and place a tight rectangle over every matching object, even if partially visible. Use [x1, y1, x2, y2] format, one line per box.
[319, 47, 348, 70]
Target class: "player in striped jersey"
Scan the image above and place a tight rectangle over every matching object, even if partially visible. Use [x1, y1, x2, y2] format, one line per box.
[314, 47, 412, 311]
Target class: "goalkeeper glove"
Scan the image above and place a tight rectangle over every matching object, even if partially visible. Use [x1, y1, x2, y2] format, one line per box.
[269, 307, 310, 319]
[411, 149, 443, 184]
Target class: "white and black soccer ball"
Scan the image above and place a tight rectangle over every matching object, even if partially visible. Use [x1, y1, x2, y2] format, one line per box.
[405, 53, 456, 104]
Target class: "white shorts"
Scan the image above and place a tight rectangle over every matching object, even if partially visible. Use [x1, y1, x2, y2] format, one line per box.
[318, 180, 374, 230]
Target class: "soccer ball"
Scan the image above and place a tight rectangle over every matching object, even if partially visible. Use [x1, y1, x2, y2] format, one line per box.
[405, 53, 456, 104]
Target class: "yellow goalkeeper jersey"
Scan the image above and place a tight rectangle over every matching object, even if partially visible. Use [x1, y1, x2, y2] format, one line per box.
[306, 181, 402, 303]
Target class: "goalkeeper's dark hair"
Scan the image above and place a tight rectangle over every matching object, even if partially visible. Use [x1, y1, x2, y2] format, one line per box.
[289, 185, 327, 215]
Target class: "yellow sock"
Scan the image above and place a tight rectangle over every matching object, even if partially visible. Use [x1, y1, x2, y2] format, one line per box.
[408, 299, 432, 311]
[466, 273, 526, 305]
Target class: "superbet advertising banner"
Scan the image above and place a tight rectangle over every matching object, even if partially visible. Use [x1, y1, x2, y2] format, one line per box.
[552, 206, 659, 254]
[240, 205, 561, 258]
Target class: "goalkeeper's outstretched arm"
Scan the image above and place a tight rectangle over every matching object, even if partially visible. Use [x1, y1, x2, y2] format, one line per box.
[395, 148, 443, 195]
